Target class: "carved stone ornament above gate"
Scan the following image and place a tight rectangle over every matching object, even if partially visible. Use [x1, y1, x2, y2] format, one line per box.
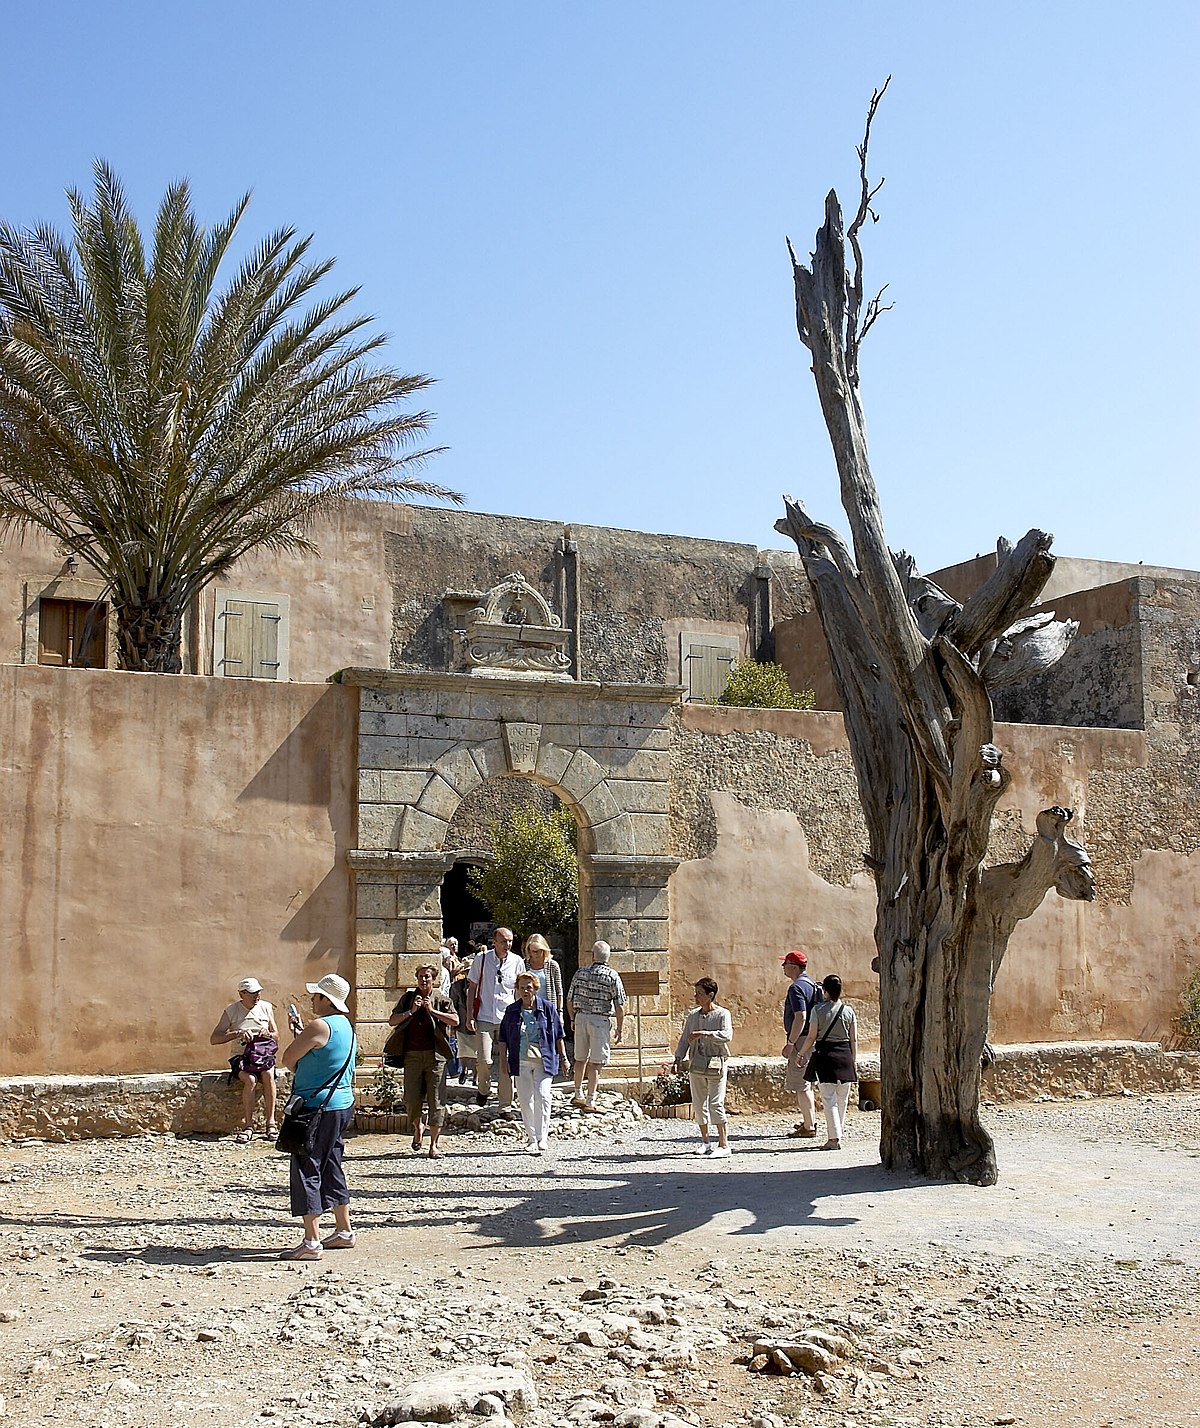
[462, 573, 572, 679]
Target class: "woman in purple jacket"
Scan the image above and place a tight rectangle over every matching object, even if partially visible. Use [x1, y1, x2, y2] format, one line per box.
[499, 973, 570, 1155]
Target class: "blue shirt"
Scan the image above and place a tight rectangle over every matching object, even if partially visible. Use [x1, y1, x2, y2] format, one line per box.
[292, 1014, 356, 1110]
[784, 975, 820, 1039]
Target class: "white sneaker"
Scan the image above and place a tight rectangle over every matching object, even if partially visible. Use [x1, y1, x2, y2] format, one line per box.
[695, 1142, 714, 1156]
[538, 1139, 549, 1152]
[709, 1145, 732, 1159]
[525, 1140, 542, 1154]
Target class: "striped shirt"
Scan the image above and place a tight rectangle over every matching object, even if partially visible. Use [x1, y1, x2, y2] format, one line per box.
[567, 963, 627, 1017]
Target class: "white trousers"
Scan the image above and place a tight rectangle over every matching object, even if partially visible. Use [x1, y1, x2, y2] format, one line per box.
[819, 1080, 852, 1143]
[475, 1022, 513, 1107]
[689, 1068, 728, 1129]
[517, 1061, 552, 1145]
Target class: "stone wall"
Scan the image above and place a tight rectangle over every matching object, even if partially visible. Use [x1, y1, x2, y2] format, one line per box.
[0, 665, 357, 1076]
[665, 703, 1200, 1057]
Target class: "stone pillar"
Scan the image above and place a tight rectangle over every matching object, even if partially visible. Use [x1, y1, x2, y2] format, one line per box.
[585, 854, 679, 1052]
[348, 849, 455, 1057]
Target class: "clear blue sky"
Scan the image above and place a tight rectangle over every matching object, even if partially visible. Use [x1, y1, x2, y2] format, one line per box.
[6, 3, 1197, 572]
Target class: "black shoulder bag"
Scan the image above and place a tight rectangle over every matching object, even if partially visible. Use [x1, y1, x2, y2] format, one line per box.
[274, 1035, 356, 1156]
[810, 1004, 846, 1084]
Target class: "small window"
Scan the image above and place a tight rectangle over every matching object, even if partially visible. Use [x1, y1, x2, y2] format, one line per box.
[38, 597, 107, 668]
[213, 589, 289, 680]
[681, 633, 739, 703]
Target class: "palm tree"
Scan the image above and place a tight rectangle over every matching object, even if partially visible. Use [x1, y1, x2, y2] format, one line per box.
[0, 162, 459, 672]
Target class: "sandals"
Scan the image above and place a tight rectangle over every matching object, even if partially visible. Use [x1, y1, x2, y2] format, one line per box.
[233, 1128, 254, 1144]
[428, 1147, 443, 1160]
[264, 1123, 278, 1139]
[411, 1135, 423, 1152]
[821, 1139, 842, 1150]
[787, 1127, 817, 1139]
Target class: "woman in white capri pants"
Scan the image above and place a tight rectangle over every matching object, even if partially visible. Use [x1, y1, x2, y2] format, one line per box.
[498, 973, 570, 1154]
[673, 978, 733, 1158]
[793, 973, 858, 1149]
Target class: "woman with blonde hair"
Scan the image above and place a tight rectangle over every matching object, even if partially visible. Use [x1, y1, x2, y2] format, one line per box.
[521, 933, 564, 1016]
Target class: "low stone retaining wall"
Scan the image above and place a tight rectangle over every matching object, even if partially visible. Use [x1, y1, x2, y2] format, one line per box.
[2, 1042, 1198, 1140]
[0, 1070, 289, 1141]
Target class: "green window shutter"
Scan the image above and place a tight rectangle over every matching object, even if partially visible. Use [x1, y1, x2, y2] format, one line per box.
[220, 599, 250, 677]
[251, 603, 282, 680]
[685, 642, 737, 702]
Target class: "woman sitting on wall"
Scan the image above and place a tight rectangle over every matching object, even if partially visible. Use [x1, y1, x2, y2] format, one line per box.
[210, 977, 279, 1143]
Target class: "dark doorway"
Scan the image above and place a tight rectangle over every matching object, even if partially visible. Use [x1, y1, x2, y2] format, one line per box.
[441, 860, 492, 954]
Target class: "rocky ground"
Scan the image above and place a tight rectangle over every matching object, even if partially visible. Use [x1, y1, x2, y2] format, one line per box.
[0, 1092, 1197, 1428]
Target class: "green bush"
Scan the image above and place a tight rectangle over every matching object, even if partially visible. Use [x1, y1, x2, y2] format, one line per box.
[1179, 966, 1200, 1048]
[717, 659, 815, 710]
[468, 804, 579, 936]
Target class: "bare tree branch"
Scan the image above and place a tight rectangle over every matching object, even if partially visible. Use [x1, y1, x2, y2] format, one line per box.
[845, 74, 892, 381]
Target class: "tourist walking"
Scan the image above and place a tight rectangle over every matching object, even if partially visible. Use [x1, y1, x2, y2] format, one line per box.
[779, 950, 821, 1140]
[673, 977, 733, 1158]
[566, 940, 627, 1110]
[466, 927, 525, 1110]
[521, 933, 564, 1016]
[792, 973, 858, 1150]
[499, 972, 570, 1153]
[210, 976, 279, 1142]
[449, 957, 476, 1085]
[384, 963, 459, 1158]
[278, 973, 357, 1260]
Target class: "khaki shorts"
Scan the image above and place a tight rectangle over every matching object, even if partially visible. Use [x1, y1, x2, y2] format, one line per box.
[573, 1012, 613, 1066]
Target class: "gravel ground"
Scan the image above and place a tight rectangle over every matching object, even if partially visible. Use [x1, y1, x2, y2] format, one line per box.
[0, 1091, 1197, 1428]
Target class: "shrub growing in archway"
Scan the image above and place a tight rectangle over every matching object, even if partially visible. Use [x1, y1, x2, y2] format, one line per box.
[468, 804, 579, 937]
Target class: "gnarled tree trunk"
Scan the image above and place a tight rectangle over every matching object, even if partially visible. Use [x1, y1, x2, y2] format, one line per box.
[777, 94, 1095, 1184]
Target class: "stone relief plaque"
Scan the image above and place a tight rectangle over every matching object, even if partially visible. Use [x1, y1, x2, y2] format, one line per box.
[501, 720, 541, 774]
[459, 573, 572, 679]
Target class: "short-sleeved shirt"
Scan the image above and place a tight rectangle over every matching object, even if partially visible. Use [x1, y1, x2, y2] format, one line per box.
[219, 999, 274, 1039]
[783, 975, 820, 1039]
[567, 963, 627, 1017]
[470, 950, 526, 1024]
[811, 998, 855, 1043]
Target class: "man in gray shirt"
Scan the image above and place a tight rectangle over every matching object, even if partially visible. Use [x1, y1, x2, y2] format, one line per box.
[566, 940, 626, 1111]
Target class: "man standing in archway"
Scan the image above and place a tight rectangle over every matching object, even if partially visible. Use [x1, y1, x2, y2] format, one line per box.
[466, 927, 525, 1111]
[567, 940, 627, 1111]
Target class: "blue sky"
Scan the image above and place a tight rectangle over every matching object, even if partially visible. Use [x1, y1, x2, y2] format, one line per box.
[5, 3, 1197, 572]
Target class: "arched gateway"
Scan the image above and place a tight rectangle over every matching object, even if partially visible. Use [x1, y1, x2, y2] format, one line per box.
[341, 667, 680, 1056]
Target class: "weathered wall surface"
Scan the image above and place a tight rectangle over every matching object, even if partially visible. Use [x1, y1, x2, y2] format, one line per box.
[382, 507, 812, 685]
[0, 665, 357, 1076]
[666, 704, 1200, 1057]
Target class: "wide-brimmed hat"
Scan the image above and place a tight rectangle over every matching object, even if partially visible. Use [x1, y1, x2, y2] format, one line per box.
[305, 973, 351, 1014]
[238, 977, 263, 993]
[780, 950, 808, 968]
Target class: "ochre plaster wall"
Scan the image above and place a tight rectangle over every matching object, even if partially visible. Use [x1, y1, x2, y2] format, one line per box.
[667, 704, 1197, 1056]
[0, 666, 357, 1075]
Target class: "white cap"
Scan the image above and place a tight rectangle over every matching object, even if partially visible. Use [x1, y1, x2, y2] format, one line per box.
[238, 977, 263, 994]
[305, 973, 351, 1014]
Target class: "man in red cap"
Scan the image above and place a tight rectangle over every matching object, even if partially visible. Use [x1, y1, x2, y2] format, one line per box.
[780, 951, 820, 1138]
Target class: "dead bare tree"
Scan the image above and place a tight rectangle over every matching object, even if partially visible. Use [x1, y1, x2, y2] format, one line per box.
[776, 81, 1095, 1186]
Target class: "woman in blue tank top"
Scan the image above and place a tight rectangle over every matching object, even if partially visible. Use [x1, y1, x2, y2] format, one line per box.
[279, 974, 358, 1260]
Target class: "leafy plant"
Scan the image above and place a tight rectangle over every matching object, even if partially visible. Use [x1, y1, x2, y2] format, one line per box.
[369, 1061, 401, 1111]
[0, 162, 460, 672]
[468, 804, 578, 936]
[716, 659, 815, 710]
[642, 1065, 690, 1107]
[1178, 966, 1200, 1048]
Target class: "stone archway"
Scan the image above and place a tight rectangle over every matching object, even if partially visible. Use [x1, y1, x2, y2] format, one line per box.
[343, 669, 679, 1055]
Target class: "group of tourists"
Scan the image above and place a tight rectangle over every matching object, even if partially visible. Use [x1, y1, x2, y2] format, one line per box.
[213, 938, 858, 1261]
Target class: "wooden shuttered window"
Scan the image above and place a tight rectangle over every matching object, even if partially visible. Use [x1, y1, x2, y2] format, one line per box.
[682, 635, 739, 703]
[218, 599, 282, 679]
[38, 598, 107, 668]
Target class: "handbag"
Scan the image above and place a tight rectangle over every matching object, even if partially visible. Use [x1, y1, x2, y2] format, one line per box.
[274, 1036, 356, 1156]
[809, 1004, 846, 1083]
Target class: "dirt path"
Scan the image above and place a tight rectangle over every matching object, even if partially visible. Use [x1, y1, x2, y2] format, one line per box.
[1, 1093, 1197, 1427]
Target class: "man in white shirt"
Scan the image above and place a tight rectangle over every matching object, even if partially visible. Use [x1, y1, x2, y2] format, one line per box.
[466, 927, 525, 1110]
